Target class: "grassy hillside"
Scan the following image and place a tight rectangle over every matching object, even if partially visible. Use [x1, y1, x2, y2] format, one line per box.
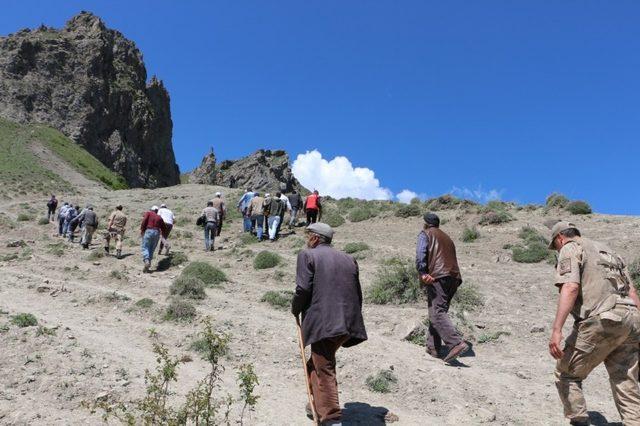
[0, 118, 127, 198]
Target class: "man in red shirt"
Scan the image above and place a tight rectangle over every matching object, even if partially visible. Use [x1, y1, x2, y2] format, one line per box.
[140, 206, 166, 272]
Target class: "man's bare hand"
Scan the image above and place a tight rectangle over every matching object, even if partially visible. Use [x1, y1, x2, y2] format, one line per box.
[549, 329, 564, 360]
[420, 274, 435, 285]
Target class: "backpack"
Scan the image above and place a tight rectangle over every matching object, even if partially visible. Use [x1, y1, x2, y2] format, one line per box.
[196, 214, 205, 227]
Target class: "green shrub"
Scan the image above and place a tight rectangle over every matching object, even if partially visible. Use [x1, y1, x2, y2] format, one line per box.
[36, 326, 56, 337]
[86, 250, 104, 261]
[11, 313, 38, 327]
[545, 193, 569, 209]
[395, 204, 421, 218]
[366, 258, 421, 304]
[461, 226, 479, 242]
[253, 251, 281, 270]
[322, 210, 346, 228]
[404, 319, 430, 346]
[189, 333, 230, 360]
[518, 226, 548, 245]
[425, 195, 473, 210]
[365, 369, 398, 393]
[240, 233, 259, 245]
[349, 207, 376, 222]
[16, 213, 31, 222]
[104, 292, 130, 302]
[135, 298, 154, 309]
[110, 270, 124, 280]
[512, 241, 553, 263]
[180, 262, 227, 287]
[170, 276, 206, 300]
[260, 290, 294, 310]
[165, 299, 197, 322]
[478, 331, 511, 344]
[479, 209, 513, 225]
[452, 283, 484, 312]
[565, 200, 592, 215]
[1, 253, 19, 262]
[344, 242, 370, 254]
[157, 252, 189, 271]
[38, 217, 49, 225]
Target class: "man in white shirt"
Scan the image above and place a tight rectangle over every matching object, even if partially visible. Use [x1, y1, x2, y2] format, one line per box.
[157, 203, 175, 255]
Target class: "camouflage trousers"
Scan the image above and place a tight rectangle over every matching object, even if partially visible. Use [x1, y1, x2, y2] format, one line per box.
[555, 304, 640, 425]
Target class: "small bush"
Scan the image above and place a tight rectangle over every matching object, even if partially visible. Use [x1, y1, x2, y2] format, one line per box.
[1, 253, 19, 262]
[104, 292, 130, 302]
[239, 233, 259, 245]
[189, 333, 230, 360]
[545, 193, 569, 209]
[322, 211, 346, 228]
[181, 262, 227, 287]
[86, 250, 104, 261]
[38, 217, 49, 225]
[518, 226, 548, 245]
[628, 258, 640, 290]
[452, 283, 484, 312]
[565, 200, 592, 215]
[512, 241, 553, 263]
[404, 319, 430, 346]
[365, 369, 398, 393]
[479, 210, 513, 225]
[36, 326, 56, 337]
[478, 331, 511, 344]
[260, 290, 294, 310]
[135, 298, 154, 309]
[165, 299, 197, 322]
[425, 195, 473, 211]
[157, 252, 189, 271]
[349, 207, 376, 222]
[253, 251, 281, 270]
[170, 276, 206, 300]
[47, 242, 65, 256]
[11, 313, 38, 327]
[366, 258, 421, 304]
[395, 204, 421, 218]
[344, 242, 370, 254]
[16, 213, 31, 222]
[461, 226, 479, 242]
[110, 270, 124, 280]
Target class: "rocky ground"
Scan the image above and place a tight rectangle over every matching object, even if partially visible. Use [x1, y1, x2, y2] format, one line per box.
[1, 158, 638, 426]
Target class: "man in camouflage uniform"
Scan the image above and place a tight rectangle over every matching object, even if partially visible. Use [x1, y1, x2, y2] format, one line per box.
[548, 221, 640, 425]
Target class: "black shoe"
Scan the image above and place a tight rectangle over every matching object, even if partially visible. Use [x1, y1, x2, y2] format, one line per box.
[116, 250, 121, 259]
[104, 247, 110, 254]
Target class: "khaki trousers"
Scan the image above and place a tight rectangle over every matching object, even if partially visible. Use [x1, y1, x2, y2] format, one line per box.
[81, 225, 96, 246]
[555, 305, 640, 425]
[307, 335, 349, 423]
[104, 230, 124, 251]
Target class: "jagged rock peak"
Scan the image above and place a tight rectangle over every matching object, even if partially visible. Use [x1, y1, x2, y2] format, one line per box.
[0, 11, 179, 188]
[190, 148, 306, 193]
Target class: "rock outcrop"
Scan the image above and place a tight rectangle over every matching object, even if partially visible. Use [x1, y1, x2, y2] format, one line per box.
[190, 149, 305, 193]
[0, 12, 179, 188]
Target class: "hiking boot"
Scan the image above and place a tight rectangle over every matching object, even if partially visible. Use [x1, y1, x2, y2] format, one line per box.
[444, 341, 470, 363]
[569, 419, 590, 426]
[426, 347, 440, 359]
[104, 246, 110, 254]
[116, 249, 121, 259]
[143, 260, 150, 273]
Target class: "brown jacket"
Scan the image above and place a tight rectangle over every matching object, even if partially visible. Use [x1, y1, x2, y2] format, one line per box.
[417, 227, 461, 280]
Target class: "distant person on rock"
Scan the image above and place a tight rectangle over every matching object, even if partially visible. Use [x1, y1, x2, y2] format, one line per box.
[140, 206, 166, 272]
[105, 205, 127, 259]
[547, 221, 640, 425]
[211, 192, 226, 237]
[415, 212, 469, 363]
[75, 205, 98, 249]
[264, 192, 285, 242]
[291, 222, 368, 425]
[65, 205, 79, 241]
[248, 192, 265, 242]
[304, 190, 322, 224]
[57, 202, 70, 236]
[201, 200, 220, 251]
[46, 195, 58, 222]
[157, 203, 175, 255]
[237, 188, 254, 233]
[288, 190, 302, 228]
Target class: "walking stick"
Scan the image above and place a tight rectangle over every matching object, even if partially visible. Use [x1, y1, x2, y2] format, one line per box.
[296, 316, 320, 425]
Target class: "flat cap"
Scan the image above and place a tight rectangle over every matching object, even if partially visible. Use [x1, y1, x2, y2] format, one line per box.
[306, 222, 334, 240]
[549, 221, 579, 249]
[423, 212, 440, 227]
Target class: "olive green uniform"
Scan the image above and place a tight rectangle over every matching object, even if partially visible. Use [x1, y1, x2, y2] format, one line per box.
[554, 237, 640, 424]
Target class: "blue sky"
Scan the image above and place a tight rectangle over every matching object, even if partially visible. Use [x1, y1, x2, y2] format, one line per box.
[2, 1, 639, 213]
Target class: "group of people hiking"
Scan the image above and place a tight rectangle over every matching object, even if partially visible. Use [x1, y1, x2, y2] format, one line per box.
[292, 214, 640, 425]
[50, 195, 100, 250]
[236, 188, 322, 242]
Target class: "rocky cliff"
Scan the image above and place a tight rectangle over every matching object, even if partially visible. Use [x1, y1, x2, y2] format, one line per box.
[0, 12, 179, 188]
[190, 149, 305, 193]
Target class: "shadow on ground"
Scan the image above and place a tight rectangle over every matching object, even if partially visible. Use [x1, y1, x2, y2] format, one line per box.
[342, 402, 395, 425]
[589, 411, 621, 426]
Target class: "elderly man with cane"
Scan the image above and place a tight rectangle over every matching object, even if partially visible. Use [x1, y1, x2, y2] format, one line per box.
[291, 222, 368, 425]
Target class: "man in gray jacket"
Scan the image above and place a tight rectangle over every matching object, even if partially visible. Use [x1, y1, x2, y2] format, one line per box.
[75, 205, 99, 249]
[292, 222, 368, 425]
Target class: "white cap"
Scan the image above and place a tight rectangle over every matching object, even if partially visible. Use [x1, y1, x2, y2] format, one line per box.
[151, 205, 159, 211]
[160, 203, 167, 208]
[215, 192, 221, 197]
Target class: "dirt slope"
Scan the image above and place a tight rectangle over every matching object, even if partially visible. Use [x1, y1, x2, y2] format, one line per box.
[0, 183, 638, 425]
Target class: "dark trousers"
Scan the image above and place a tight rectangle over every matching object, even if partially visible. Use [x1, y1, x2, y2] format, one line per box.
[47, 207, 55, 221]
[306, 209, 318, 224]
[216, 218, 223, 236]
[426, 276, 463, 352]
[307, 335, 349, 423]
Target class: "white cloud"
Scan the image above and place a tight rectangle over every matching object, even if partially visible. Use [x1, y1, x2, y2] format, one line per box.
[396, 189, 419, 204]
[292, 150, 393, 200]
[450, 186, 504, 203]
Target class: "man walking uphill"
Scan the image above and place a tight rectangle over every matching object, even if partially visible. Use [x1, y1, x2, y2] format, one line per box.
[211, 192, 226, 237]
[76, 205, 99, 249]
[291, 223, 367, 425]
[416, 213, 469, 363]
[304, 190, 322, 224]
[105, 205, 127, 259]
[140, 206, 166, 273]
[46, 195, 58, 222]
[157, 203, 175, 255]
[201, 201, 220, 251]
[548, 221, 640, 425]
